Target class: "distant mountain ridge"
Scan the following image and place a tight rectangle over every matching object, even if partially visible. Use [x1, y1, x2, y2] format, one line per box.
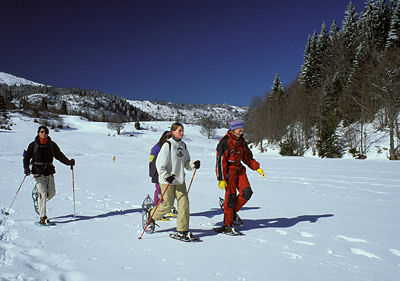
[0, 72, 44, 87]
[0, 72, 247, 127]
[129, 100, 246, 127]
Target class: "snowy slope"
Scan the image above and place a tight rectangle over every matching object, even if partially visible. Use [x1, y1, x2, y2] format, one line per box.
[1, 114, 400, 281]
[0, 72, 44, 87]
[128, 100, 247, 125]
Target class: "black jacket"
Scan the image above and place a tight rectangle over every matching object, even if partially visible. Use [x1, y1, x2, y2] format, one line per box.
[23, 136, 71, 176]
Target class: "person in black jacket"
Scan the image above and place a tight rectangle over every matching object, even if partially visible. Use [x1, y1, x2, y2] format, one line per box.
[23, 126, 75, 225]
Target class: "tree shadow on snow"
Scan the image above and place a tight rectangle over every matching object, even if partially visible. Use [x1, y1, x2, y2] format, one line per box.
[239, 214, 334, 232]
[51, 208, 141, 224]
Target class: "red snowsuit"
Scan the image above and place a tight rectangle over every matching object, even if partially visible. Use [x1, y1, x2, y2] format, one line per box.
[216, 130, 260, 226]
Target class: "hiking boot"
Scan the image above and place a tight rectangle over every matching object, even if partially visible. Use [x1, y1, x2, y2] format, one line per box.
[176, 231, 194, 240]
[222, 225, 241, 235]
[39, 216, 48, 225]
[233, 212, 243, 226]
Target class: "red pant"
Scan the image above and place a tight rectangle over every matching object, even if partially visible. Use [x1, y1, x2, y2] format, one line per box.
[224, 165, 253, 226]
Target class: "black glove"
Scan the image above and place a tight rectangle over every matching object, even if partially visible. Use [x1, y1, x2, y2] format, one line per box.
[24, 167, 31, 175]
[165, 174, 175, 184]
[194, 160, 200, 169]
[69, 159, 75, 167]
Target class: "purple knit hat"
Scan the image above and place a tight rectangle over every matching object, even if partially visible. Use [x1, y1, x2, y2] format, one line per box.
[230, 119, 244, 130]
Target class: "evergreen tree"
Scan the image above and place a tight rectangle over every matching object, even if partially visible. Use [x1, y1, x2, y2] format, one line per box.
[271, 73, 285, 96]
[317, 22, 330, 57]
[316, 73, 343, 158]
[61, 100, 68, 115]
[299, 31, 320, 90]
[329, 20, 340, 41]
[359, 0, 391, 51]
[341, 1, 358, 46]
[268, 73, 288, 141]
[386, 0, 400, 48]
[0, 97, 12, 130]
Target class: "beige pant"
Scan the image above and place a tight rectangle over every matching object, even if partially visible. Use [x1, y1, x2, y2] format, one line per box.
[34, 175, 56, 217]
[151, 183, 189, 232]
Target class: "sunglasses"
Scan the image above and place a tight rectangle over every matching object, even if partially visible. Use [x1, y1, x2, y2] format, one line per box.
[39, 130, 48, 134]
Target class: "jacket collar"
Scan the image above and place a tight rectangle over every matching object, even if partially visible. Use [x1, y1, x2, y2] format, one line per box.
[35, 135, 52, 143]
[227, 130, 243, 143]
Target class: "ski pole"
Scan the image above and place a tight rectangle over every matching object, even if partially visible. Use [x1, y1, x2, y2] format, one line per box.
[3, 175, 27, 216]
[71, 166, 76, 221]
[138, 182, 171, 239]
[187, 168, 197, 193]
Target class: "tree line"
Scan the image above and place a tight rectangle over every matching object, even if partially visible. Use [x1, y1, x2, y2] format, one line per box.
[244, 0, 400, 160]
[0, 84, 153, 129]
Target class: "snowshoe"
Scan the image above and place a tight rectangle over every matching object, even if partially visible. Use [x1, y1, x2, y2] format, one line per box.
[169, 231, 200, 242]
[213, 225, 244, 236]
[32, 186, 39, 215]
[35, 221, 56, 227]
[219, 197, 243, 226]
[141, 195, 156, 234]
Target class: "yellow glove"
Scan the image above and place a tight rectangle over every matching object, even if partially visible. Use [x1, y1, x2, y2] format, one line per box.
[218, 180, 227, 190]
[256, 168, 265, 177]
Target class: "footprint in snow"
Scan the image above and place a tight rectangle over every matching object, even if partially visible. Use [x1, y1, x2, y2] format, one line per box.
[292, 240, 315, 246]
[283, 252, 303, 260]
[275, 229, 288, 235]
[337, 235, 367, 243]
[255, 238, 268, 244]
[350, 248, 381, 259]
[122, 266, 132, 270]
[299, 231, 314, 238]
[327, 249, 343, 257]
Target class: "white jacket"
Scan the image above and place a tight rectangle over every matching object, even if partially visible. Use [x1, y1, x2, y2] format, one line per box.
[156, 138, 195, 185]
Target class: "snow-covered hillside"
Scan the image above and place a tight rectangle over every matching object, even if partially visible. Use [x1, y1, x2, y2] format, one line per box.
[0, 72, 44, 87]
[1, 71, 246, 125]
[1, 113, 399, 281]
[129, 100, 247, 126]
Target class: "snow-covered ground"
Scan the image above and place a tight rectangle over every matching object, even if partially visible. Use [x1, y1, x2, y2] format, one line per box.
[1, 113, 400, 281]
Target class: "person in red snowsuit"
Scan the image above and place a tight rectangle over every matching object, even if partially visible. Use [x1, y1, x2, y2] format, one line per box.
[216, 119, 264, 233]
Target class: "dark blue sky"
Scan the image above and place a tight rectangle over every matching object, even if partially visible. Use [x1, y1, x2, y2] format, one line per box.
[1, 0, 366, 106]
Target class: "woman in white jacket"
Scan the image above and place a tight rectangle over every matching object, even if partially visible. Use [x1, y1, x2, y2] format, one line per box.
[150, 122, 200, 240]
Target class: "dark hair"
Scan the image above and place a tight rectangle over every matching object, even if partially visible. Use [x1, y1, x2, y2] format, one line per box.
[170, 122, 184, 132]
[159, 130, 171, 147]
[37, 126, 49, 134]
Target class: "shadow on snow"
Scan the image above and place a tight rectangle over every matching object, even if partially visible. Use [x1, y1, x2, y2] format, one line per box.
[51, 208, 141, 224]
[239, 214, 334, 231]
[190, 206, 260, 219]
[158, 208, 333, 239]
